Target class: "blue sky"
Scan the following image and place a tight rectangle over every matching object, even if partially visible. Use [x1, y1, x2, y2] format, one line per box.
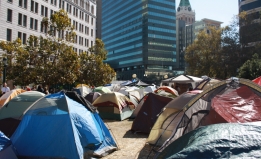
[176, 0, 239, 27]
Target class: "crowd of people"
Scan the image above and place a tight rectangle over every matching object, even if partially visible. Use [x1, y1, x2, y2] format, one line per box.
[0, 83, 51, 97]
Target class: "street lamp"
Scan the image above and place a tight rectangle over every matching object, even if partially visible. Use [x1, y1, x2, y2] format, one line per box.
[2, 57, 7, 84]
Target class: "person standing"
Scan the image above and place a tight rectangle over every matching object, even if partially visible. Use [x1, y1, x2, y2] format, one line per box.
[1, 83, 10, 95]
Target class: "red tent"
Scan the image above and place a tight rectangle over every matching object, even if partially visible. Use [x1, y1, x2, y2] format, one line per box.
[253, 76, 261, 86]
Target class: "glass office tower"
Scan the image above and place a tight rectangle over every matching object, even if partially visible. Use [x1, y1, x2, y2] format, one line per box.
[102, 0, 176, 81]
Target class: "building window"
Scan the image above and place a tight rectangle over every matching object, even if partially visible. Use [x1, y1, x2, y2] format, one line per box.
[23, 15, 27, 27]
[18, 13, 22, 25]
[51, 0, 57, 6]
[7, 9, 12, 22]
[31, 0, 34, 12]
[91, 41, 93, 47]
[24, 0, 28, 9]
[8, 0, 13, 2]
[23, 33, 27, 44]
[18, 32, 27, 44]
[45, 7, 48, 17]
[30, 18, 34, 29]
[19, 0, 23, 7]
[6, 29, 12, 41]
[34, 19, 38, 30]
[91, 5, 94, 14]
[91, 18, 93, 25]
[18, 32, 22, 40]
[91, 29, 93, 37]
[41, 5, 44, 16]
[35, 2, 38, 13]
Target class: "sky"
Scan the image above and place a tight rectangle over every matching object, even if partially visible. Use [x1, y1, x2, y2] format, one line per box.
[176, 0, 239, 27]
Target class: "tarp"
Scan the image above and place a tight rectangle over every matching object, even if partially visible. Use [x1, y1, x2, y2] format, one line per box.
[156, 122, 261, 159]
[0, 89, 26, 107]
[11, 91, 117, 158]
[131, 93, 173, 133]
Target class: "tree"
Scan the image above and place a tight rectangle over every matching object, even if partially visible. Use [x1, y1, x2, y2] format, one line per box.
[185, 11, 261, 80]
[77, 39, 116, 86]
[0, 10, 115, 87]
[238, 53, 261, 80]
[185, 27, 224, 78]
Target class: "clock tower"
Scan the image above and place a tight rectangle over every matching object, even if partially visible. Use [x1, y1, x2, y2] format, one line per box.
[176, 0, 195, 25]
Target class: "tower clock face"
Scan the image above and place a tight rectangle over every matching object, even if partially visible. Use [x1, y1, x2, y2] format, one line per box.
[177, 7, 180, 12]
[188, 7, 191, 11]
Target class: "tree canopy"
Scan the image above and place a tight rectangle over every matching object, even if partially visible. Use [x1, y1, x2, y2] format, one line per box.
[185, 11, 261, 80]
[0, 9, 115, 88]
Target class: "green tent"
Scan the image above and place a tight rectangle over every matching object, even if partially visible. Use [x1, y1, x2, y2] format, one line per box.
[94, 86, 111, 94]
[0, 91, 45, 120]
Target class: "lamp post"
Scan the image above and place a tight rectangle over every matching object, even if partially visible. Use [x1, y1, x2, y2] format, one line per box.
[2, 57, 7, 84]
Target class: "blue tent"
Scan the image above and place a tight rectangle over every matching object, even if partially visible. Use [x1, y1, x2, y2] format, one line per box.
[11, 91, 117, 158]
[0, 131, 18, 159]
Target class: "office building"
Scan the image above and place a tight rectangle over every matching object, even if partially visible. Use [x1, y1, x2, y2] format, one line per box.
[0, 0, 96, 54]
[194, 18, 223, 38]
[239, 0, 261, 44]
[102, 0, 177, 80]
[176, 0, 195, 25]
[176, 0, 195, 71]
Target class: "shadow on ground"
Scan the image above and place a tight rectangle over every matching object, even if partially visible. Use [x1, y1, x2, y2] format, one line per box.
[123, 130, 149, 138]
[135, 143, 160, 159]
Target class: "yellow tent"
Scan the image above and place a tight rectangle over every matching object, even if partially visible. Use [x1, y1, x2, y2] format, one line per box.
[0, 89, 26, 107]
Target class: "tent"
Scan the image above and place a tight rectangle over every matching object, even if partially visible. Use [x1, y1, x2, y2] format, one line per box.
[194, 77, 221, 91]
[147, 90, 201, 146]
[253, 76, 261, 86]
[131, 93, 173, 133]
[130, 94, 148, 118]
[161, 75, 203, 91]
[155, 122, 261, 159]
[94, 86, 112, 94]
[157, 77, 261, 152]
[92, 92, 135, 121]
[11, 91, 118, 158]
[154, 86, 179, 98]
[0, 89, 26, 107]
[0, 131, 18, 159]
[0, 91, 45, 137]
[85, 92, 101, 104]
[144, 86, 156, 94]
[73, 85, 92, 97]
[162, 75, 203, 84]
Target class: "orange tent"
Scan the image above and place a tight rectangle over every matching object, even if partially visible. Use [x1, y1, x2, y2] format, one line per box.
[0, 89, 26, 107]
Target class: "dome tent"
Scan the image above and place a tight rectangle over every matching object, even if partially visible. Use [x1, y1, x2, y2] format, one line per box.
[151, 78, 261, 157]
[11, 91, 118, 158]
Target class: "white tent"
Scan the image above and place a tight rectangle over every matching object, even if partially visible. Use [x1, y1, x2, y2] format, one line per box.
[161, 75, 203, 88]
